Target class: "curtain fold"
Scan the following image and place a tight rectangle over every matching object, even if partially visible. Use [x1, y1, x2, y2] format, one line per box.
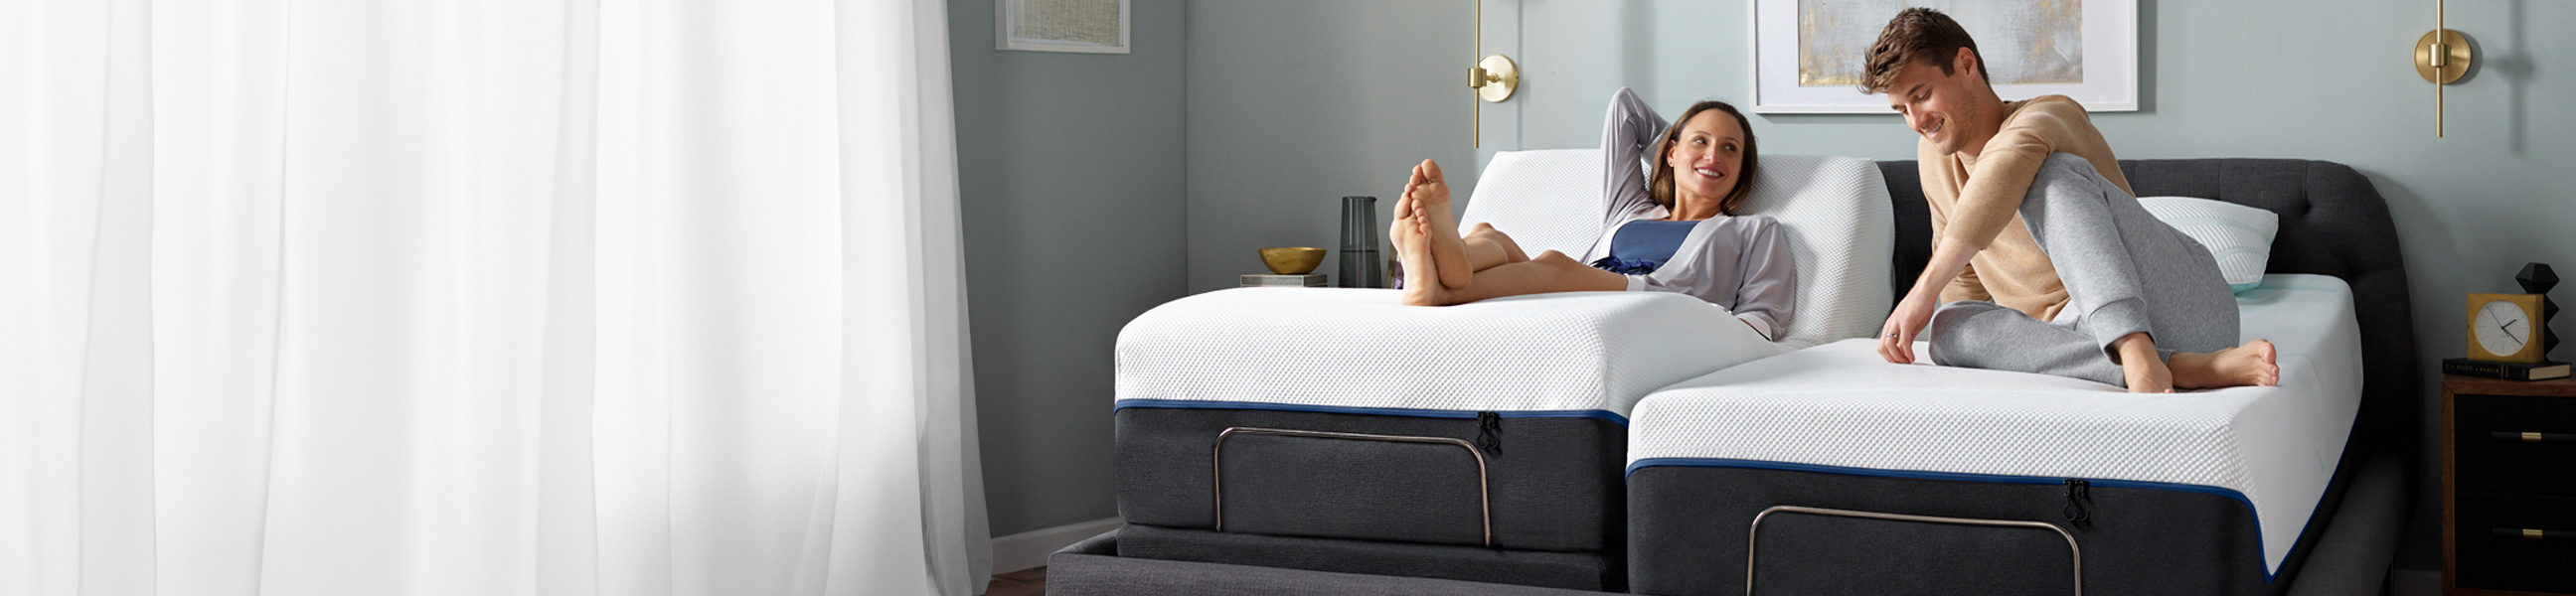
[0, 0, 986, 594]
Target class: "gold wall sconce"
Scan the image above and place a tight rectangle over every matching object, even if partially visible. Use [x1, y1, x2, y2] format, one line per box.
[1469, 0, 1518, 148]
[2414, 0, 2474, 137]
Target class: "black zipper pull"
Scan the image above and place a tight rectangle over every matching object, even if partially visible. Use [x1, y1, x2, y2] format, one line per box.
[2062, 479, 2092, 524]
[1474, 411, 1503, 455]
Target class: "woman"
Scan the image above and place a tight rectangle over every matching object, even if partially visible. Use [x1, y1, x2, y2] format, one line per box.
[1394, 87, 1797, 341]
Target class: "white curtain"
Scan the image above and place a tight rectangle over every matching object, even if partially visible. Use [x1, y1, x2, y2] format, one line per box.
[0, 0, 989, 594]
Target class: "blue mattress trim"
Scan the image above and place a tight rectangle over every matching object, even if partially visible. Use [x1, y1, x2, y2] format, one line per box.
[1113, 398, 1630, 426]
[1625, 457, 2305, 582]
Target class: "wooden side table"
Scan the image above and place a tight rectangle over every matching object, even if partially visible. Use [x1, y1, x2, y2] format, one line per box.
[2443, 374, 2576, 596]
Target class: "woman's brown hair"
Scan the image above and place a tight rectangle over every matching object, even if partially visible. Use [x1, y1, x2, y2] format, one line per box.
[1646, 100, 1761, 216]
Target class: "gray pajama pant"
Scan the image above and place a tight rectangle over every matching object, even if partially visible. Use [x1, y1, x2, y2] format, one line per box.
[1925, 153, 2239, 387]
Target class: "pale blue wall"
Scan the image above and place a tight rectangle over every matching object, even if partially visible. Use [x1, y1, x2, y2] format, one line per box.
[948, 0, 1187, 537]
[1183, 1, 1484, 293]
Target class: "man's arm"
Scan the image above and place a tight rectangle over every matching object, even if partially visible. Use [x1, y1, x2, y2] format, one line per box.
[1884, 152, 1991, 363]
[1920, 178, 1992, 304]
[1942, 261, 1990, 303]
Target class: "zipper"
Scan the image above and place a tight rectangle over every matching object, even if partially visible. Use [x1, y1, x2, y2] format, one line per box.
[2062, 479, 2092, 524]
[1474, 411, 1503, 455]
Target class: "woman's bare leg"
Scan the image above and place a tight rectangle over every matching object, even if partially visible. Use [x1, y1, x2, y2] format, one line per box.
[1400, 240, 1627, 307]
[1462, 223, 1530, 271]
[2167, 339, 2280, 389]
[1406, 159, 1476, 289]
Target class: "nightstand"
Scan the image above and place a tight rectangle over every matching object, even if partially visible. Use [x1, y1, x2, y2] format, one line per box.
[2443, 374, 2576, 595]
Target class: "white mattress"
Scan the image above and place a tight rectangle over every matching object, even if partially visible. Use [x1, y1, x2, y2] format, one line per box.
[1115, 287, 1787, 421]
[1627, 274, 2364, 576]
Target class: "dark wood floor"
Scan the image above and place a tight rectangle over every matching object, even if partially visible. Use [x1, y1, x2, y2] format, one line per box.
[986, 566, 1046, 596]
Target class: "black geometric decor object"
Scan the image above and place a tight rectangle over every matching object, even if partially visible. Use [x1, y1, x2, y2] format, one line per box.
[2528, 263, 2561, 360]
[2517, 262, 2558, 295]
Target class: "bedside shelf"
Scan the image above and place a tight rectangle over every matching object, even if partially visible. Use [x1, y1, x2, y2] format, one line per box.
[2443, 374, 2576, 596]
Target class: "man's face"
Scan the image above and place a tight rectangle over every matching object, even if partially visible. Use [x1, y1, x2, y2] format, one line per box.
[1884, 50, 1983, 156]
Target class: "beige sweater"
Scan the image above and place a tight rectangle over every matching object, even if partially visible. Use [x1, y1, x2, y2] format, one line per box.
[1919, 95, 2133, 322]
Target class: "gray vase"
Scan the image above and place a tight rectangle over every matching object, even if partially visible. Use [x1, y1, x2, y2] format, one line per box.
[1338, 196, 1381, 288]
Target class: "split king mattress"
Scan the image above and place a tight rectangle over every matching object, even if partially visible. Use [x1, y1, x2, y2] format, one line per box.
[1079, 155, 2418, 595]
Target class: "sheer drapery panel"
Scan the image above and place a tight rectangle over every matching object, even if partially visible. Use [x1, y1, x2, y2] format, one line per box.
[0, 1, 986, 595]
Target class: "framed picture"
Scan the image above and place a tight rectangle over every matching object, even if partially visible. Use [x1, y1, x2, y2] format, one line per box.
[996, 0, 1130, 55]
[1750, 0, 2136, 113]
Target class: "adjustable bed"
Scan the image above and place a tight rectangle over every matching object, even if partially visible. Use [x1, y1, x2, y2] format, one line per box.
[1052, 156, 2415, 596]
[1621, 159, 2418, 596]
[1102, 150, 1892, 590]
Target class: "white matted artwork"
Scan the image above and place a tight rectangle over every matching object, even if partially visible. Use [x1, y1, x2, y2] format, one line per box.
[1751, 0, 2135, 113]
[997, 0, 1130, 54]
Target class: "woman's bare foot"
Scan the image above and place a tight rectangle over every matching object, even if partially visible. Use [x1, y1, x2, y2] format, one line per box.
[1407, 159, 1475, 289]
[1387, 195, 1419, 250]
[2171, 340, 2280, 389]
[1395, 211, 1452, 306]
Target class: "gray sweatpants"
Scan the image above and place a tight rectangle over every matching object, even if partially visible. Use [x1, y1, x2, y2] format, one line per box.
[1925, 153, 2238, 386]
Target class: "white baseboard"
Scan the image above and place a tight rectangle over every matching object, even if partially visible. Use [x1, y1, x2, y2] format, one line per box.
[991, 517, 1122, 574]
[2387, 568, 2438, 596]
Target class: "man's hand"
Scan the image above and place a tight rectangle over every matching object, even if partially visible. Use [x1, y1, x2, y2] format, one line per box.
[1878, 288, 1939, 364]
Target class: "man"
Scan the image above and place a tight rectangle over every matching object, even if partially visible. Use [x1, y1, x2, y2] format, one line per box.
[1863, 8, 2277, 392]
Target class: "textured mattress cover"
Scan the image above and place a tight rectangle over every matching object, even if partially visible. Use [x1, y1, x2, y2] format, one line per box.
[1627, 274, 2362, 574]
[1113, 151, 1889, 422]
[1116, 287, 1785, 421]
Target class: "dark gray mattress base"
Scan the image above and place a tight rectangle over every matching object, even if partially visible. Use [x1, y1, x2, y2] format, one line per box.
[1115, 523, 1619, 591]
[1116, 405, 1627, 551]
[1624, 455, 2361, 596]
[1048, 526, 1616, 596]
[1052, 453, 2411, 596]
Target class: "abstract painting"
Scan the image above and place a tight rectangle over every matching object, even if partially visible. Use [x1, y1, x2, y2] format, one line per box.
[1751, 0, 2133, 113]
[997, 0, 1129, 54]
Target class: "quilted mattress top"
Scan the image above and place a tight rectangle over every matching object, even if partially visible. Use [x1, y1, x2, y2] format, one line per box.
[1114, 287, 1788, 421]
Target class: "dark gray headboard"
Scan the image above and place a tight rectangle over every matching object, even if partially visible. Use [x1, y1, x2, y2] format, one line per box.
[1876, 159, 2418, 460]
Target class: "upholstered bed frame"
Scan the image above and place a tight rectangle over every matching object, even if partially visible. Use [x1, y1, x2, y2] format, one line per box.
[1048, 158, 2418, 596]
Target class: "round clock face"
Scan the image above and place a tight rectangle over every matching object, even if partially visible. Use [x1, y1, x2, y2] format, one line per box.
[2475, 299, 2533, 357]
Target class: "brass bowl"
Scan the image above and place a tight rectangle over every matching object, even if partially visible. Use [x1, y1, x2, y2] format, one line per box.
[1259, 246, 1328, 275]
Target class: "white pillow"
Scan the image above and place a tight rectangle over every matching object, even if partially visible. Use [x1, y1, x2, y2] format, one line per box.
[2138, 196, 2279, 293]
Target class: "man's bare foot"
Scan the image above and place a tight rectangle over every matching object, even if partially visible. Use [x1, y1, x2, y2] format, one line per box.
[1395, 211, 1452, 306]
[1407, 159, 1474, 289]
[2171, 340, 2280, 389]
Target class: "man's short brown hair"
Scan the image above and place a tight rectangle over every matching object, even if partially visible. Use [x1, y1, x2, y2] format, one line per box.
[1859, 7, 1986, 94]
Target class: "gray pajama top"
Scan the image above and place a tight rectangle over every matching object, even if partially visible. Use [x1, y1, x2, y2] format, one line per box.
[1577, 87, 1798, 341]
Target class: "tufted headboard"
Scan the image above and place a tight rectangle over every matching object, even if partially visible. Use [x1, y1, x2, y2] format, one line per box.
[1876, 159, 2419, 462]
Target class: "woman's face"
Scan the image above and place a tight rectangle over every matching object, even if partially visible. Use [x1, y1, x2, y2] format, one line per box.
[1665, 109, 1745, 208]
